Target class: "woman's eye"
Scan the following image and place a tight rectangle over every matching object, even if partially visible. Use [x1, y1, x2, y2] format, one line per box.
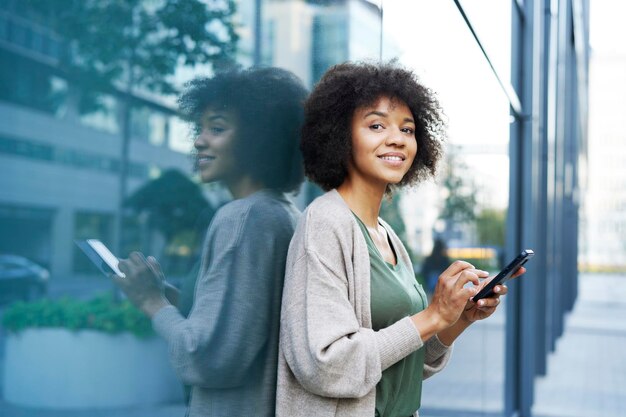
[370, 124, 384, 130]
[401, 127, 415, 134]
[210, 126, 226, 134]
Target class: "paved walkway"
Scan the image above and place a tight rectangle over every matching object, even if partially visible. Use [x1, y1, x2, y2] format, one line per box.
[1, 273, 624, 416]
[420, 272, 626, 417]
[531, 273, 626, 417]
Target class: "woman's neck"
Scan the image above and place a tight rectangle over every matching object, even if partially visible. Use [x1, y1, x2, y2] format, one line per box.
[336, 176, 386, 228]
[226, 175, 265, 199]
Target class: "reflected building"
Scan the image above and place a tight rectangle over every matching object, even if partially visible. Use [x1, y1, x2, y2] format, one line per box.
[254, 0, 394, 86]
[0, 6, 197, 282]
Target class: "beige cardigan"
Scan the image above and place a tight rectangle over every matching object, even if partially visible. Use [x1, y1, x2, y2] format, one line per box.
[277, 190, 452, 417]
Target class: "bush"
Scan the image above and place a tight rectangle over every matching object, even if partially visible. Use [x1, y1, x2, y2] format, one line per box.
[1, 294, 153, 338]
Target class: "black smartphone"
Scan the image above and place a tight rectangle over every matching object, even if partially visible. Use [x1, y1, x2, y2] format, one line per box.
[75, 239, 125, 278]
[471, 249, 534, 302]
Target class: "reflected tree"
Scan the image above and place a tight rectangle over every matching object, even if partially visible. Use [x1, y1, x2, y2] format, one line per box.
[23, 0, 239, 253]
[125, 169, 215, 275]
[476, 208, 506, 248]
[438, 153, 477, 243]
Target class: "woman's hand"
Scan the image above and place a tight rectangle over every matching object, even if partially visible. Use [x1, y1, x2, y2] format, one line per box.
[114, 252, 170, 317]
[412, 261, 489, 341]
[460, 266, 526, 323]
[428, 261, 489, 327]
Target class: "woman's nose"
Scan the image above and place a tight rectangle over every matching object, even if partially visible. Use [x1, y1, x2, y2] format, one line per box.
[386, 128, 406, 146]
[194, 131, 209, 149]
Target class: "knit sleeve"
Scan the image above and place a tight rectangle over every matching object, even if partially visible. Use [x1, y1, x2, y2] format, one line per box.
[153, 201, 285, 388]
[422, 334, 453, 379]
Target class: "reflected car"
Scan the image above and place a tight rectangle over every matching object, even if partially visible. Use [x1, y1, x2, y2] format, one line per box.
[0, 255, 49, 303]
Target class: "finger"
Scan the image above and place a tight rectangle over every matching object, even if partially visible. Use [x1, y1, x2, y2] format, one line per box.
[129, 251, 147, 265]
[147, 256, 165, 280]
[118, 259, 132, 275]
[461, 286, 478, 300]
[476, 296, 501, 308]
[456, 270, 480, 290]
[472, 268, 490, 279]
[442, 260, 475, 278]
[510, 266, 526, 279]
[493, 284, 508, 295]
[477, 306, 497, 314]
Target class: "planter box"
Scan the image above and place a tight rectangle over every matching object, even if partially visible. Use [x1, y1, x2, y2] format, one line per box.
[3, 328, 184, 409]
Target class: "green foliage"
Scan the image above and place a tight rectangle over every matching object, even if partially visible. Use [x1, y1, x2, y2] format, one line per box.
[1, 294, 153, 338]
[22, 0, 239, 105]
[439, 154, 477, 224]
[476, 208, 506, 247]
[126, 169, 213, 242]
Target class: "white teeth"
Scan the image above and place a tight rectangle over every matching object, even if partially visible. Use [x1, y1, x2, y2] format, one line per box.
[380, 156, 403, 161]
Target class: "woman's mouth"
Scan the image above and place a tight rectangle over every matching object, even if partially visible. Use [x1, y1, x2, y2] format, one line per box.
[197, 155, 216, 166]
[378, 153, 406, 167]
[379, 155, 404, 162]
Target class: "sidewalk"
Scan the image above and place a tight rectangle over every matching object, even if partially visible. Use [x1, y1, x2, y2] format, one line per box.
[419, 272, 626, 417]
[1, 273, 624, 417]
[531, 273, 626, 417]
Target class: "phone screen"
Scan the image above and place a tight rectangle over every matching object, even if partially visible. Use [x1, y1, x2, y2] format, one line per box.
[75, 239, 125, 278]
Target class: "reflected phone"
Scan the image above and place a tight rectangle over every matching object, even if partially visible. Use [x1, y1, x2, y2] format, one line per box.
[75, 239, 125, 278]
[471, 249, 534, 302]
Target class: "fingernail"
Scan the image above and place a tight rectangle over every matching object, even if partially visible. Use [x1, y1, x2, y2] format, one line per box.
[478, 300, 485, 306]
[494, 286, 500, 293]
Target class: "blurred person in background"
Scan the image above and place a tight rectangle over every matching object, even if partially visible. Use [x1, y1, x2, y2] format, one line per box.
[421, 237, 451, 297]
[114, 67, 308, 417]
[277, 61, 524, 417]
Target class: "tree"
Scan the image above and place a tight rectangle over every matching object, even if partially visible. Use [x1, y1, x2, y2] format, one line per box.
[24, 0, 239, 253]
[476, 208, 506, 247]
[125, 169, 216, 274]
[438, 153, 477, 242]
[25, 0, 239, 98]
[125, 170, 212, 242]
[439, 154, 477, 224]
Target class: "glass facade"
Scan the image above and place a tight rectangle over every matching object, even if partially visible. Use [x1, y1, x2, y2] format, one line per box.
[0, 1, 594, 416]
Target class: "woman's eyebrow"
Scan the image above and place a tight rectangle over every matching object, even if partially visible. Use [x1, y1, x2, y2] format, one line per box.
[363, 111, 415, 124]
[206, 114, 228, 122]
[363, 110, 387, 119]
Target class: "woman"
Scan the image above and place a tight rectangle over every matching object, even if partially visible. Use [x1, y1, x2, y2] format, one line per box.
[114, 67, 308, 417]
[277, 62, 524, 417]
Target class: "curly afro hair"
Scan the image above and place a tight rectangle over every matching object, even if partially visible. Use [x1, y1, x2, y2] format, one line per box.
[178, 67, 309, 193]
[301, 61, 446, 191]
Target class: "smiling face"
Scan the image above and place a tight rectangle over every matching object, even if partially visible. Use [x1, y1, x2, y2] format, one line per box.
[193, 109, 239, 184]
[347, 96, 417, 190]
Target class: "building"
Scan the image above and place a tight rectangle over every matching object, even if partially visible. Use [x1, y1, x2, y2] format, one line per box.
[0, 6, 194, 281]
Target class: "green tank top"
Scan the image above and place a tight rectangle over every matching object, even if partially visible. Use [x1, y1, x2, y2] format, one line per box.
[353, 214, 428, 417]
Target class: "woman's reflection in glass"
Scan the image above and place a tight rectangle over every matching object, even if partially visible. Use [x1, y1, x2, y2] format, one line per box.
[115, 67, 308, 417]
